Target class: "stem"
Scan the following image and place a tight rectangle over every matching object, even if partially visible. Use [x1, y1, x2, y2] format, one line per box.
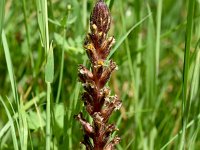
[46, 83, 51, 150]
[180, 0, 195, 149]
[56, 28, 66, 103]
[22, 0, 35, 75]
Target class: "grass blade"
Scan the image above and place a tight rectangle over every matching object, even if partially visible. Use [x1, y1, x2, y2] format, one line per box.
[180, 0, 195, 149]
[146, 4, 156, 106]
[0, 0, 5, 39]
[2, 30, 18, 102]
[46, 83, 51, 150]
[155, 0, 162, 76]
[161, 113, 200, 150]
[19, 99, 28, 150]
[55, 29, 66, 103]
[36, 0, 49, 53]
[36, 0, 52, 149]
[108, 13, 151, 59]
[45, 43, 54, 83]
[0, 96, 19, 150]
[0, 92, 46, 139]
[45, 44, 54, 150]
[22, 0, 34, 73]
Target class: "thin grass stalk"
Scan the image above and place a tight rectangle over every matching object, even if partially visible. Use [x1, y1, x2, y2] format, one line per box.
[7, 98, 23, 148]
[2, 31, 22, 148]
[46, 83, 51, 150]
[2, 31, 23, 148]
[2, 30, 18, 103]
[180, 0, 195, 149]
[0, 0, 5, 38]
[134, 1, 143, 148]
[56, 7, 71, 104]
[161, 113, 200, 150]
[134, 0, 142, 102]
[188, 39, 200, 149]
[155, 0, 162, 77]
[19, 99, 28, 150]
[45, 43, 54, 150]
[0, 93, 46, 139]
[55, 25, 66, 103]
[152, 0, 163, 124]
[36, 0, 52, 149]
[0, 96, 19, 150]
[83, 0, 87, 28]
[108, 14, 151, 59]
[146, 4, 156, 107]
[119, 0, 136, 112]
[22, 0, 34, 75]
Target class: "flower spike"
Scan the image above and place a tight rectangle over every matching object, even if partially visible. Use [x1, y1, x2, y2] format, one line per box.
[75, 1, 122, 149]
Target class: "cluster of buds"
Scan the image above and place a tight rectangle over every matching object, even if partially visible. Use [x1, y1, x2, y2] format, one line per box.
[75, 0, 122, 149]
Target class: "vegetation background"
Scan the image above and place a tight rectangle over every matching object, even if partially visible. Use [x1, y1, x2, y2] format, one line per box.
[0, 0, 199, 149]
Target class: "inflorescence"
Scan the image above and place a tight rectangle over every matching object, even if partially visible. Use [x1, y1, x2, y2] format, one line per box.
[75, 1, 122, 149]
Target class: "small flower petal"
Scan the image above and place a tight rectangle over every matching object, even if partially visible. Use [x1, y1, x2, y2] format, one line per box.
[74, 113, 94, 137]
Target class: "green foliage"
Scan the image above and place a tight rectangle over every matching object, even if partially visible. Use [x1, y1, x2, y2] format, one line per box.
[0, 0, 199, 149]
[0, 0, 5, 39]
[54, 33, 83, 54]
[45, 43, 54, 83]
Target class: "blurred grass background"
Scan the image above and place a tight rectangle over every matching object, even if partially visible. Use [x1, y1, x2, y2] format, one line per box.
[0, 0, 200, 149]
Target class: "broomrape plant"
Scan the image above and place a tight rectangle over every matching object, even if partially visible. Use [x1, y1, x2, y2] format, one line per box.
[75, 0, 122, 149]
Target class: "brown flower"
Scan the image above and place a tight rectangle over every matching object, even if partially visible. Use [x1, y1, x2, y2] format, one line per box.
[90, 0, 111, 34]
[75, 1, 122, 149]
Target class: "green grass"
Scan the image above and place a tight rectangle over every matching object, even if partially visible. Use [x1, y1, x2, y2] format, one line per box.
[180, 0, 195, 149]
[0, 0, 5, 38]
[0, 0, 199, 149]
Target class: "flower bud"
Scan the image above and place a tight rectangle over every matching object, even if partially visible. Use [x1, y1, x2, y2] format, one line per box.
[90, 0, 111, 34]
[74, 113, 94, 137]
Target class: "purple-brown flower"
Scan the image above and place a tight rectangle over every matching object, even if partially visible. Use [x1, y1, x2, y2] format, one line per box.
[75, 1, 122, 149]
